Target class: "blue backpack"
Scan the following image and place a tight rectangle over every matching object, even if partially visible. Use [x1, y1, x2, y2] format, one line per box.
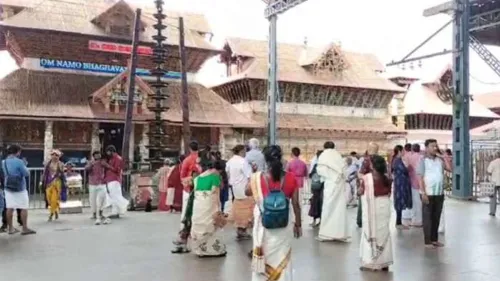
[261, 174, 289, 229]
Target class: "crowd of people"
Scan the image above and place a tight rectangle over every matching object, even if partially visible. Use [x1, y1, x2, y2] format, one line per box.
[6, 135, 500, 279]
[156, 137, 457, 280]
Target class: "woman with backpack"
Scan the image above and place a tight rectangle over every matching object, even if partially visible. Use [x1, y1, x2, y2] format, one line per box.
[246, 145, 302, 281]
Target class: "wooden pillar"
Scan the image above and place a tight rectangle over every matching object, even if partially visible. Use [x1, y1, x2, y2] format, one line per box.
[0, 121, 4, 148]
[43, 121, 54, 163]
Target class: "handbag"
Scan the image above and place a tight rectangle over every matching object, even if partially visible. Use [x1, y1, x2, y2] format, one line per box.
[309, 164, 323, 191]
[3, 159, 24, 192]
[310, 173, 323, 191]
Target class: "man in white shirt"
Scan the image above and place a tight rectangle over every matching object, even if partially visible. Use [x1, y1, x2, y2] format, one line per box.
[226, 144, 254, 240]
[487, 152, 500, 216]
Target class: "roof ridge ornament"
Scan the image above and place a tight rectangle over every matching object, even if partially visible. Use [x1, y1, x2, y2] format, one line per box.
[312, 43, 348, 77]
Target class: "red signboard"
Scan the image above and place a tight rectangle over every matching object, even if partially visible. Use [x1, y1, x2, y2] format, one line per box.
[88, 40, 153, 56]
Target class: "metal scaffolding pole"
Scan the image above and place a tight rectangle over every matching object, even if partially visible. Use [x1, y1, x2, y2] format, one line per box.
[451, 0, 472, 198]
[267, 14, 278, 145]
[264, 0, 308, 145]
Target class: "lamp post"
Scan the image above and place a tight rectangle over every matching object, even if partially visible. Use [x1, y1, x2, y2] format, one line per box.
[263, 0, 309, 145]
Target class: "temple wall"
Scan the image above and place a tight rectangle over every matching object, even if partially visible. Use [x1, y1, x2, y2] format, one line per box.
[232, 101, 390, 119]
[0, 119, 219, 164]
[406, 129, 487, 149]
[219, 128, 405, 161]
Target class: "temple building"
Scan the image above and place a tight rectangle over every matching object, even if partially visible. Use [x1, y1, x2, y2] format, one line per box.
[208, 37, 407, 159]
[474, 91, 500, 139]
[388, 66, 499, 147]
[0, 0, 253, 166]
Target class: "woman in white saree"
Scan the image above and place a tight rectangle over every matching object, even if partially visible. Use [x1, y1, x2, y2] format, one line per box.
[190, 158, 227, 258]
[359, 155, 393, 271]
[247, 145, 302, 281]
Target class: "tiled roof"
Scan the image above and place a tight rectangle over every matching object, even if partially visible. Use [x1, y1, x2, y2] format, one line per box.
[0, 69, 255, 127]
[403, 81, 500, 119]
[475, 91, 500, 109]
[210, 37, 405, 92]
[248, 112, 404, 134]
[0, 0, 42, 8]
[0, 0, 217, 51]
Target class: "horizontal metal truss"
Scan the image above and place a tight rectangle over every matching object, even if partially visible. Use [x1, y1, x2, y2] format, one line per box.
[469, 8, 500, 32]
[264, 0, 308, 18]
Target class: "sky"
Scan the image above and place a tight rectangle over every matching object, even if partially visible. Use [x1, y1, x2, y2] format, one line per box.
[1, 0, 500, 94]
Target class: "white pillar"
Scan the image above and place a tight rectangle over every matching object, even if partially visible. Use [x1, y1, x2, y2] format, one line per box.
[180, 134, 185, 156]
[219, 128, 227, 159]
[43, 121, 54, 162]
[129, 124, 135, 161]
[90, 123, 101, 153]
[139, 124, 149, 161]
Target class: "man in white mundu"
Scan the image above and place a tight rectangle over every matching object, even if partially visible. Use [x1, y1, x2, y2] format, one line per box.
[316, 141, 350, 242]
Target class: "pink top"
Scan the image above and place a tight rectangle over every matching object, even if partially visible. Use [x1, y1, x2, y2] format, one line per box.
[286, 158, 308, 188]
[86, 161, 105, 185]
[408, 152, 423, 189]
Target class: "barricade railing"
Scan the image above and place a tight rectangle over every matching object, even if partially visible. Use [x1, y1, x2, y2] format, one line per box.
[26, 167, 133, 210]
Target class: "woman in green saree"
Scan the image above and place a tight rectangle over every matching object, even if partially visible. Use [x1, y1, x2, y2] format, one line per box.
[189, 154, 227, 257]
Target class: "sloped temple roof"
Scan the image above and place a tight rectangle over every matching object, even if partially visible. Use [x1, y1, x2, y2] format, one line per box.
[211, 37, 405, 92]
[0, 0, 217, 51]
[401, 66, 499, 119]
[0, 69, 255, 127]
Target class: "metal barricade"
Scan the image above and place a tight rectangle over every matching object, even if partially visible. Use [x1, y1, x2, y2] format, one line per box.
[471, 140, 500, 198]
[26, 167, 134, 210]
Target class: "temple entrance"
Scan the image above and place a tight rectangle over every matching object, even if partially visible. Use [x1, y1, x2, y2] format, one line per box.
[99, 123, 124, 155]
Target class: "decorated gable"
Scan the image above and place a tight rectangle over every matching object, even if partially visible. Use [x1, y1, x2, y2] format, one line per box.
[91, 71, 153, 114]
[310, 44, 349, 77]
[91, 0, 146, 37]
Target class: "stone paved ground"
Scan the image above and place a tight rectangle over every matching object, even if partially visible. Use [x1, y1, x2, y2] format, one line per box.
[1, 199, 500, 281]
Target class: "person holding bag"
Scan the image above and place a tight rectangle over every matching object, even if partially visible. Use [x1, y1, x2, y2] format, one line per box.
[2, 144, 36, 235]
[308, 150, 324, 227]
